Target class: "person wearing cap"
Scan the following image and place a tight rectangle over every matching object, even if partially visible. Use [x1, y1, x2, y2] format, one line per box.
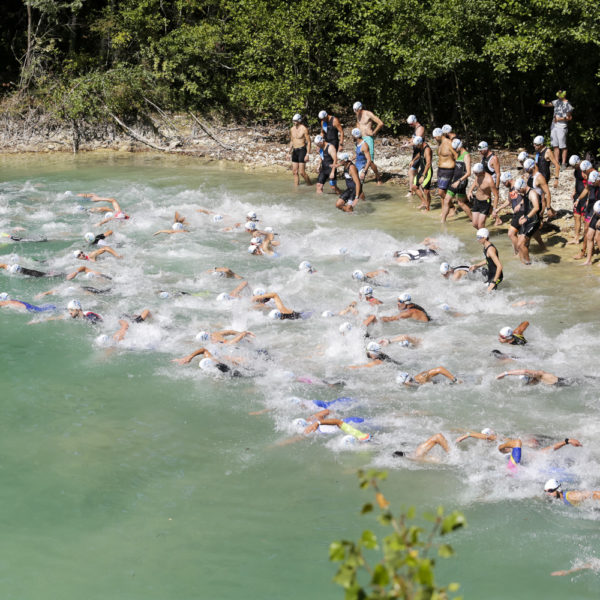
[206, 267, 243, 279]
[153, 222, 189, 235]
[514, 178, 542, 264]
[540, 91, 573, 168]
[0, 262, 51, 278]
[353, 101, 383, 184]
[469, 228, 503, 291]
[300, 410, 371, 442]
[446, 138, 472, 220]
[335, 152, 362, 212]
[351, 267, 388, 284]
[358, 285, 382, 305]
[580, 197, 600, 266]
[351, 128, 372, 185]
[522, 157, 554, 223]
[318, 110, 343, 151]
[403, 115, 425, 197]
[568, 155, 586, 245]
[477, 141, 501, 224]
[65, 265, 111, 281]
[74, 246, 122, 262]
[392, 433, 452, 461]
[171, 346, 244, 375]
[247, 232, 278, 257]
[408, 135, 433, 210]
[0, 298, 57, 313]
[112, 309, 152, 341]
[314, 135, 340, 195]
[289, 114, 311, 186]
[348, 341, 405, 369]
[433, 127, 458, 224]
[467, 163, 499, 230]
[496, 369, 572, 386]
[86, 229, 114, 247]
[395, 367, 460, 386]
[573, 162, 596, 260]
[544, 478, 600, 507]
[171, 330, 255, 362]
[533, 135, 560, 192]
[439, 262, 470, 281]
[498, 321, 529, 345]
[79, 193, 130, 225]
[251, 291, 303, 320]
[381, 294, 430, 323]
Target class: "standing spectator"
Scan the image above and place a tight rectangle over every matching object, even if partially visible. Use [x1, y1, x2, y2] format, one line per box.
[540, 90, 573, 169]
[289, 114, 311, 187]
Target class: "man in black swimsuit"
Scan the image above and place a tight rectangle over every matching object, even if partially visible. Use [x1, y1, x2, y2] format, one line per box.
[469, 228, 503, 291]
[381, 293, 431, 323]
[314, 135, 339, 195]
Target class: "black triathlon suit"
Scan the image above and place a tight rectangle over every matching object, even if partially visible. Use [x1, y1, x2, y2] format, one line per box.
[483, 243, 503, 288]
[291, 146, 307, 163]
[317, 143, 336, 185]
[518, 188, 541, 238]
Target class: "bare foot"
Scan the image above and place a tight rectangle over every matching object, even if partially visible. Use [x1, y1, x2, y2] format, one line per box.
[573, 253, 585, 260]
[567, 239, 578, 245]
[494, 218, 502, 226]
[580, 261, 592, 266]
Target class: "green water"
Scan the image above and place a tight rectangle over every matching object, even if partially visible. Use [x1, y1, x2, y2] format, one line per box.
[1, 153, 599, 599]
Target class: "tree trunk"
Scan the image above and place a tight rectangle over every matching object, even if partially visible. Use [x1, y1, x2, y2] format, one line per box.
[426, 78, 435, 125]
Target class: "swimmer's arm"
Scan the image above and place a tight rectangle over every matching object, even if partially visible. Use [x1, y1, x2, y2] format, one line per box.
[370, 112, 384, 136]
[455, 432, 497, 443]
[496, 369, 530, 379]
[34, 289, 57, 299]
[65, 266, 89, 280]
[87, 195, 116, 203]
[362, 142, 372, 174]
[348, 360, 381, 369]
[466, 180, 476, 200]
[540, 438, 582, 453]
[380, 314, 401, 322]
[28, 314, 67, 324]
[551, 563, 595, 576]
[304, 129, 311, 154]
[229, 280, 248, 297]
[209, 267, 242, 279]
[491, 181, 500, 209]
[363, 314, 377, 327]
[197, 207, 216, 215]
[492, 198, 510, 215]
[539, 176, 552, 203]
[171, 348, 208, 365]
[513, 321, 530, 336]
[498, 438, 521, 454]
[248, 408, 273, 416]
[338, 301, 357, 316]
[152, 230, 173, 235]
[333, 116, 344, 147]
[308, 410, 330, 422]
[350, 166, 362, 198]
[113, 319, 129, 342]
[488, 247, 502, 279]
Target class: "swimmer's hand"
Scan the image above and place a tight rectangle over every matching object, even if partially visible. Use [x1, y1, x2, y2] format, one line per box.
[455, 434, 470, 443]
[567, 439, 582, 447]
[378, 338, 390, 346]
[172, 357, 192, 365]
[496, 372, 508, 379]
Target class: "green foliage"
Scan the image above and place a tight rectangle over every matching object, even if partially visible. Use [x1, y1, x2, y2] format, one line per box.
[329, 470, 465, 600]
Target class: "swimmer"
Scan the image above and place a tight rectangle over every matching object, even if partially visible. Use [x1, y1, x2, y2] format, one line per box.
[392, 433, 451, 460]
[381, 293, 430, 323]
[348, 341, 405, 369]
[396, 367, 460, 386]
[581, 199, 600, 266]
[544, 478, 600, 506]
[32, 299, 102, 324]
[335, 152, 362, 211]
[65, 266, 112, 281]
[351, 268, 389, 284]
[433, 126, 458, 224]
[522, 157, 554, 223]
[447, 138, 473, 220]
[477, 141, 501, 224]
[251, 292, 303, 320]
[195, 329, 255, 345]
[498, 321, 529, 345]
[439, 262, 470, 281]
[79, 193, 130, 223]
[378, 334, 422, 348]
[153, 221, 189, 235]
[351, 128, 373, 190]
[0, 299, 57, 313]
[496, 369, 572, 386]
[393, 248, 438, 263]
[467, 162, 499, 230]
[247, 233, 278, 256]
[85, 230, 113, 246]
[470, 228, 503, 291]
[0, 263, 53, 278]
[73, 247, 122, 262]
[206, 267, 243, 279]
[112, 309, 151, 341]
[303, 416, 371, 442]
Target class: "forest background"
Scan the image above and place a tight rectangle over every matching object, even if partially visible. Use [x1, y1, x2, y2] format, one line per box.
[1, 0, 599, 153]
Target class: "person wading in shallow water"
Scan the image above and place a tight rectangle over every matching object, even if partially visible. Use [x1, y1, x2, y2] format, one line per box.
[289, 114, 311, 187]
[353, 101, 383, 184]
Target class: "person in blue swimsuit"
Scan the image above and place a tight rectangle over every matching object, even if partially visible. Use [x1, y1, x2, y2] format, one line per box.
[544, 478, 600, 506]
[0, 299, 57, 312]
[351, 128, 372, 187]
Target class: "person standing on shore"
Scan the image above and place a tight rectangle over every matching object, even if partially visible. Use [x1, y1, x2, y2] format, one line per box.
[467, 163, 498, 230]
[289, 114, 311, 186]
[318, 111, 343, 151]
[353, 101, 383, 184]
[434, 127, 458, 224]
[477, 141, 502, 226]
[410, 136, 433, 211]
[405, 115, 425, 197]
[540, 90, 573, 168]
[447, 138, 472, 220]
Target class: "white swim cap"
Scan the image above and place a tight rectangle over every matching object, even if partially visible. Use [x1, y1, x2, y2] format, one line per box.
[247, 245, 258, 254]
[0, 292, 9, 301]
[523, 158, 535, 172]
[339, 321, 352, 334]
[298, 260, 313, 272]
[250, 236, 262, 245]
[318, 110, 327, 119]
[432, 127, 443, 137]
[9, 264, 21, 274]
[321, 310, 335, 318]
[338, 247, 348, 255]
[440, 262, 450, 275]
[580, 160, 592, 171]
[366, 341, 381, 354]
[412, 135, 423, 146]
[440, 303, 450, 312]
[398, 293, 411, 303]
[84, 232, 95, 243]
[104, 211, 114, 219]
[478, 141, 489, 150]
[199, 357, 217, 371]
[314, 134, 324, 144]
[216, 292, 231, 302]
[594, 201, 600, 214]
[294, 418, 309, 429]
[67, 299, 82, 311]
[451, 138, 462, 150]
[269, 309, 282, 320]
[442, 124, 452, 134]
[212, 214, 223, 222]
[263, 226, 273, 233]
[515, 177, 527, 190]
[472, 162, 484, 174]
[246, 210, 258, 221]
[407, 115, 417, 124]
[253, 287, 266, 297]
[544, 478, 561, 492]
[476, 228, 489, 239]
[351, 128, 362, 138]
[158, 291, 170, 299]
[172, 222, 184, 230]
[292, 113, 302, 122]
[568, 155, 580, 166]
[360, 285, 373, 297]
[338, 152, 350, 162]
[500, 171, 512, 184]
[481, 427, 495, 436]
[499, 326, 513, 338]
[352, 269, 365, 281]
[400, 339, 411, 347]
[73, 250, 82, 259]
[589, 170, 600, 184]
[245, 221, 257, 231]
[353, 101, 363, 111]
[85, 271, 95, 280]
[396, 372, 411, 384]
[95, 334, 111, 347]
[195, 331, 210, 342]
[533, 135, 544, 145]
[342, 435, 357, 446]
[517, 151, 528, 163]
